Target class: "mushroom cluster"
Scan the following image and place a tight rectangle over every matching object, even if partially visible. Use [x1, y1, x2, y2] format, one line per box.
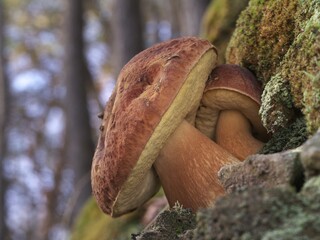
[91, 37, 268, 217]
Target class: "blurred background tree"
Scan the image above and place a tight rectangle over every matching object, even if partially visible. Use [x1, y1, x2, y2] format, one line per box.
[0, 0, 10, 239]
[62, 0, 94, 229]
[0, 0, 246, 239]
[111, 0, 144, 76]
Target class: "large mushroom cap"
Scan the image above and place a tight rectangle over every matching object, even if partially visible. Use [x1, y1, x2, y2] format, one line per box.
[92, 37, 217, 217]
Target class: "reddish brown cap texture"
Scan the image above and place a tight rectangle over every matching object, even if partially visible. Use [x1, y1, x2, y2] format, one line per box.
[196, 64, 267, 141]
[206, 64, 262, 104]
[92, 37, 217, 216]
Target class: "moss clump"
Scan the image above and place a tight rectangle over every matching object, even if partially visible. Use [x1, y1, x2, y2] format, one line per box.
[226, 0, 320, 133]
[277, 6, 320, 133]
[71, 197, 143, 240]
[260, 117, 308, 154]
[226, 0, 298, 82]
[132, 203, 196, 240]
[303, 69, 320, 133]
[260, 74, 296, 132]
[201, 0, 249, 63]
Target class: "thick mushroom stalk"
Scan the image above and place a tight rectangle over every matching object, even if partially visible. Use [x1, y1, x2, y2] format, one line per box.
[196, 64, 269, 160]
[154, 120, 238, 211]
[215, 110, 264, 160]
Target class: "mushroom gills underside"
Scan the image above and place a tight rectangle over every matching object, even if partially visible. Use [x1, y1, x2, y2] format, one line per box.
[196, 89, 267, 141]
[111, 168, 160, 217]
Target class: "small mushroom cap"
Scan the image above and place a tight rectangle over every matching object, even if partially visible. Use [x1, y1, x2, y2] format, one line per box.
[206, 64, 262, 104]
[196, 64, 268, 141]
[91, 37, 217, 217]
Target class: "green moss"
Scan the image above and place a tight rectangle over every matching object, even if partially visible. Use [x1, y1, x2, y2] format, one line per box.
[259, 74, 295, 132]
[226, 0, 298, 82]
[201, 0, 249, 63]
[278, 7, 320, 133]
[226, 0, 320, 134]
[71, 197, 143, 240]
[303, 69, 320, 133]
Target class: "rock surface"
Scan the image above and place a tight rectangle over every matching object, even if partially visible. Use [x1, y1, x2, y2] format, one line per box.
[218, 150, 304, 193]
[301, 130, 320, 179]
[192, 179, 320, 240]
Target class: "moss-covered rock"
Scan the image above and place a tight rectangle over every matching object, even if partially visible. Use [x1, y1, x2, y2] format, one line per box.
[259, 117, 308, 154]
[226, 0, 298, 82]
[303, 70, 320, 133]
[259, 74, 296, 132]
[301, 129, 320, 179]
[218, 149, 304, 193]
[226, 0, 320, 133]
[201, 0, 249, 63]
[192, 182, 320, 240]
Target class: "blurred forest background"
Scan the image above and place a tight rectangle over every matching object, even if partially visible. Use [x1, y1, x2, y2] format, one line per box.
[0, 0, 218, 239]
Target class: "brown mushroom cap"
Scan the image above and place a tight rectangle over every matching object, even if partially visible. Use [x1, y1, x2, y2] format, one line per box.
[195, 64, 269, 160]
[91, 37, 217, 217]
[196, 64, 268, 141]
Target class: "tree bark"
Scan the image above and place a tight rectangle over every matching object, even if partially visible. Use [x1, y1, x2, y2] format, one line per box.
[111, 0, 144, 76]
[178, 0, 211, 36]
[63, 0, 94, 226]
[0, 1, 9, 239]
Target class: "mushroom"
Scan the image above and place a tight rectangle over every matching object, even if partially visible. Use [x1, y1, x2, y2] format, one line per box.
[196, 64, 269, 160]
[91, 37, 238, 217]
[154, 120, 238, 210]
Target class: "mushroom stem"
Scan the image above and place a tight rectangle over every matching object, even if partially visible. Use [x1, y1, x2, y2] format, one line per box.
[154, 120, 239, 211]
[215, 110, 265, 160]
